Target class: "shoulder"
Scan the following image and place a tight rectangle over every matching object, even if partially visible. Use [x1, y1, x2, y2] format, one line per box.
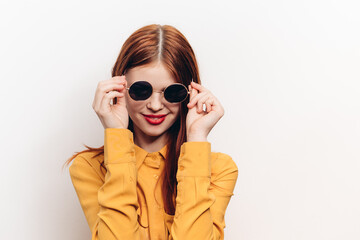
[69, 151, 105, 181]
[210, 151, 238, 178]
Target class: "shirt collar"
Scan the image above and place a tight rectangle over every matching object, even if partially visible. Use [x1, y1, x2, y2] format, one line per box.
[134, 144, 168, 170]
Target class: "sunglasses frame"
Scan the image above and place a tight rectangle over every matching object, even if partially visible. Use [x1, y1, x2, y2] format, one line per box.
[125, 80, 192, 103]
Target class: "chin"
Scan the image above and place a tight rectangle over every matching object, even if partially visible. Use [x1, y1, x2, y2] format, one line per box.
[144, 130, 166, 137]
[141, 124, 171, 137]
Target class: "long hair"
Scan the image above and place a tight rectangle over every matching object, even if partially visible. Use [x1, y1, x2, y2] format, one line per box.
[63, 24, 201, 215]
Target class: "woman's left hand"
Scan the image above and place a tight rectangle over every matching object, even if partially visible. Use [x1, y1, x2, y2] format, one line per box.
[186, 81, 224, 142]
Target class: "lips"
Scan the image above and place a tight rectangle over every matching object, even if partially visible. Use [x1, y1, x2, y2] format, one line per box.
[143, 114, 167, 125]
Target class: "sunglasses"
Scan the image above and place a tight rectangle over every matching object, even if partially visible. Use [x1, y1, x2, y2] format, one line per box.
[125, 80, 191, 103]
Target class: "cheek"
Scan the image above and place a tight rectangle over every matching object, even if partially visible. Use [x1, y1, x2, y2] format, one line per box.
[168, 104, 181, 117]
[124, 97, 132, 112]
[125, 96, 145, 115]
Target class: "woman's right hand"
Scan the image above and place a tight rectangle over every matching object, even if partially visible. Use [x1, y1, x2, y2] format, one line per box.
[92, 75, 129, 129]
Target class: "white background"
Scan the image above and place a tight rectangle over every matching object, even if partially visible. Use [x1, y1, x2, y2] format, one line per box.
[0, 0, 359, 239]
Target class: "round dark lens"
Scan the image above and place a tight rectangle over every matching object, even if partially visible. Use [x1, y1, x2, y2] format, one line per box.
[129, 81, 152, 101]
[164, 84, 188, 103]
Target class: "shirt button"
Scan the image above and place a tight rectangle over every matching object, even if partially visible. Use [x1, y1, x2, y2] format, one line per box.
[179, 165, 184, 171]
[153, 174, 159, 179]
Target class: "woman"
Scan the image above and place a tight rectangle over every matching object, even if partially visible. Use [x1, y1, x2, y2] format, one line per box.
[65, 24, 238, 240]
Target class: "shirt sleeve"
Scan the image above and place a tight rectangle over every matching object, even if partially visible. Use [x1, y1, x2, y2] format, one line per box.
[167, 141, 238, 240]
[69, 128, 140, 240]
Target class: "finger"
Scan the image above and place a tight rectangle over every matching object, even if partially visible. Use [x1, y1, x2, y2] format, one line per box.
[93, 81, 126, 111]
[98, 90, 124, 115]
[207, 96, 224, 116]
[100, 76, 127, 92]
[187, 92, 210, 108]
[205, 99, 212, 112]
[106, 75, 127, 85]
[190, 81, 208, 93]
[93, 83, 125, 111]
[114, 81, 127, 106]
[196, 95, 211, 113]
[113, 79, 128, 105]
[207, 95, 221, 110]
[189, 84, 198, 102]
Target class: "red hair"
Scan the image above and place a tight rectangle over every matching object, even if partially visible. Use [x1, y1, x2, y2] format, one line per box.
[63, 24, 201, 215]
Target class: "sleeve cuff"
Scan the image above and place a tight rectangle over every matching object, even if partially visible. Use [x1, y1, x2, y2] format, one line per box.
[177, 141, 211, 177]
[104, 128, 135, 165]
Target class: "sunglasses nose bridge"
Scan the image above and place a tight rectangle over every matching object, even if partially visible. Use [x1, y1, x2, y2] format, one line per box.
[150, 90, 165, 102]
[146, 91, 165, 110]
[152, 89, 165, 94]
[151, 89, 168, 104]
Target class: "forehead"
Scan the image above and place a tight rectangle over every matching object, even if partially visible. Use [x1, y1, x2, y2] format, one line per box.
[125, 62, 177, 88]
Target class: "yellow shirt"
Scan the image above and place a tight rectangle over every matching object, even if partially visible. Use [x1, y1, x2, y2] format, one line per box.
[69, 128, 238, 240]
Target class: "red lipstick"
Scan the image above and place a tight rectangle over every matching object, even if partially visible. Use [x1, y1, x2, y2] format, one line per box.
[143, 114, 167, 125]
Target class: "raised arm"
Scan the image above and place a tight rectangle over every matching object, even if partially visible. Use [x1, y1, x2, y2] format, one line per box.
[69, 128, 140, 240]
[167, 141, 238, 239]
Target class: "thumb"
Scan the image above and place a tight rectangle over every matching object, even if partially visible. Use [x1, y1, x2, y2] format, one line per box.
[113, 75, 127, 105]
[189, 84, 198, 102]
[117, 79, 127, 105]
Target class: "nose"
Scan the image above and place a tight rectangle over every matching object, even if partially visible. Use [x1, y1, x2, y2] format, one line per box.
[146, 92, 164, 111]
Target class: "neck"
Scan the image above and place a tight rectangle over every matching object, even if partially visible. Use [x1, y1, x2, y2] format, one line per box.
[133, 128, 168, 153]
